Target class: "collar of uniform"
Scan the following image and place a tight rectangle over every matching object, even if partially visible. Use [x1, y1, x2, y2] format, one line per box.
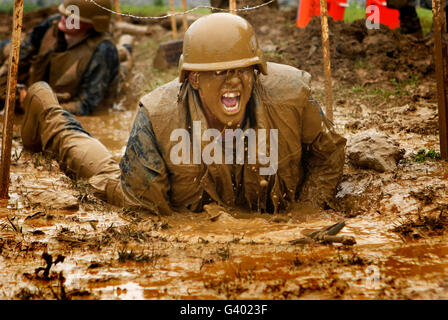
[65, 30, 94, 49]
[52, 20, 95, 50]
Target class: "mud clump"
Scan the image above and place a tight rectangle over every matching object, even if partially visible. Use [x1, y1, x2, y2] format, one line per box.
[26, 190, 79, 211]
[392, 211, 448, 238]
[346, 130, 405, 172]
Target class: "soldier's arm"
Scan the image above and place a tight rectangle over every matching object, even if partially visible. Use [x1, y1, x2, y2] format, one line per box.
[0, 15, 59, 74]
[60, 40, 119, 115]
[119, 107, 172, 215]
[298, 96, 346, 209]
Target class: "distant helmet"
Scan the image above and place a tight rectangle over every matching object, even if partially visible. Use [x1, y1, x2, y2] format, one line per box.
[58, 0, 112, 33]
[179, 13, 267, 82]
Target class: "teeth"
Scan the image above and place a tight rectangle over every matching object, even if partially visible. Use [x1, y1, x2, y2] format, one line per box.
[223, 92, 240, 98]
[223, 101, 239, 113]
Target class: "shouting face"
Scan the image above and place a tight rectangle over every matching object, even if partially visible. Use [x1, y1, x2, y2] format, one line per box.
[189, 66, 255, 129]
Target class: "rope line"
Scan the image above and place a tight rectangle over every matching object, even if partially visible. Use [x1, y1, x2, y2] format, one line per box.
[86, 0, 276, 20]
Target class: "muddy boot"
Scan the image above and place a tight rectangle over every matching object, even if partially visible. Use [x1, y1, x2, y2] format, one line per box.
[398, 6, 423, 37]
[21, 81, 59, 152]
[117, 34, 134, 76]
[21, 81, 127, 206]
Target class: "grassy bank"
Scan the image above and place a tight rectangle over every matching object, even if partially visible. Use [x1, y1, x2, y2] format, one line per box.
[120, 4, 211, 17]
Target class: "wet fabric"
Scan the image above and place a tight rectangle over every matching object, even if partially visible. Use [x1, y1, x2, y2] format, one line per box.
[0, 15, 119, 115]
[21, 81, 127, 207]
[22, 63, 346, 216]
[121, 62, 346, 215]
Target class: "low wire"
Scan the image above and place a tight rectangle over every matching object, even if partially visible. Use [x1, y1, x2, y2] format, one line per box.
[86, 0, 276, 20]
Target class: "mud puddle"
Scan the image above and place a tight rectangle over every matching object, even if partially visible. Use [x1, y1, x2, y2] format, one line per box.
[1, 187, 447, 299]
[78, 108, 137, 158]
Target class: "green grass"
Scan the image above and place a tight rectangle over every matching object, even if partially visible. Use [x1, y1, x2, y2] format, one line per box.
[119, 4, 210, 17]
[413, 149, 441, 162]
[120, 4, 170, 17]
[417, 7, 433, 35]
[0, 2, 39, 13]
[0, 3, 211, 15]
[344, 3, 366, 23]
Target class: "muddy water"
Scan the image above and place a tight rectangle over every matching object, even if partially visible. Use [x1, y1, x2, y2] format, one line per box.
[78, 108, 137, 158]
[1, 87, 448, 299]
[2, 190, 447, 299]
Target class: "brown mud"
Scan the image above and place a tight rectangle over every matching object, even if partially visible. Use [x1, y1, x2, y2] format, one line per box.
[0, 7, 447, 300]
[0, 6, 59, 38]
[242, 7, 435, 88]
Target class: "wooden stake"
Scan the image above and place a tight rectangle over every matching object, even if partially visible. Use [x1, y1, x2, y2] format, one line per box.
[433, 0, 448, 159]
[169, 0, 177, 40]
[319, 0, 333, 122]
[0, 0, 24, 199]
[114, 0, 122, 22]
[182, 0, 188, 33]
[230, 0, 237, 14]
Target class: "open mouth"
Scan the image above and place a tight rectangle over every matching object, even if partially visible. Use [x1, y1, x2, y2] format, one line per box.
[221, 92, 241, 114]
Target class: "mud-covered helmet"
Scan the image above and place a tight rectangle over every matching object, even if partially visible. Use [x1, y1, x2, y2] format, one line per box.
[178, 13, 267, 82]
[58, 0, 112, 33]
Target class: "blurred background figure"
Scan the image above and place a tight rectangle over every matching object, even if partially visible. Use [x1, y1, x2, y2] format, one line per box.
[0, 0, 127, 115]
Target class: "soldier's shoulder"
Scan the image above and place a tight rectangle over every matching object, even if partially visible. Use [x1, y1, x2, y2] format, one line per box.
[259, 62, 311, 106]
[261, 62, 311, 88]
[139, 79, 182, 116]
[87, 32, 115, 49]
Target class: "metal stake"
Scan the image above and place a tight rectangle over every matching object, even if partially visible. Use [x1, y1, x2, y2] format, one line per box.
[0, 0, 24, 199]
[319, 0, 334, 122]
[433, 0, 448, 158]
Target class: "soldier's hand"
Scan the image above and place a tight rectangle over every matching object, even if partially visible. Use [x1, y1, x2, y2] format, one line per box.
[19, 87, 27, 105]
[16, 84, 28, 107]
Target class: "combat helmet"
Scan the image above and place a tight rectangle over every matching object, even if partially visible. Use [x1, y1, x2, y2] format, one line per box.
[58, 0, 112, 33]
[179, 13, 267, 82]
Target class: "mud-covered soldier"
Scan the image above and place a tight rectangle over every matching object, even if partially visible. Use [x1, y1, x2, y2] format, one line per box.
[21, 13, 346, 215]
[0, 0, 121, 115]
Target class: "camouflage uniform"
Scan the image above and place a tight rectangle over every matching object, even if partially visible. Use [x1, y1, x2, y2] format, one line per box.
[21, 62, 346, 215]
[0, 14, 120, 115]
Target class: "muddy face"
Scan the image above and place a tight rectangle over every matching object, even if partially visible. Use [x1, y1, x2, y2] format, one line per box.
[189, 66, 255, 129]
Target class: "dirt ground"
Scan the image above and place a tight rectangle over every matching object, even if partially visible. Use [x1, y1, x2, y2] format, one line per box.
[0, 6, 447, 300]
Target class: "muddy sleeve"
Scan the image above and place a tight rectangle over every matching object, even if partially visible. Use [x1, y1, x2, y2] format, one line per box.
[21, 16, 56, 61]
[298, 96, 346, 208]
[119, 107, 172, 215]
[0, 37, 35, 66]
[60, 40, 119, 115]
[0, 16, 57, 76]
